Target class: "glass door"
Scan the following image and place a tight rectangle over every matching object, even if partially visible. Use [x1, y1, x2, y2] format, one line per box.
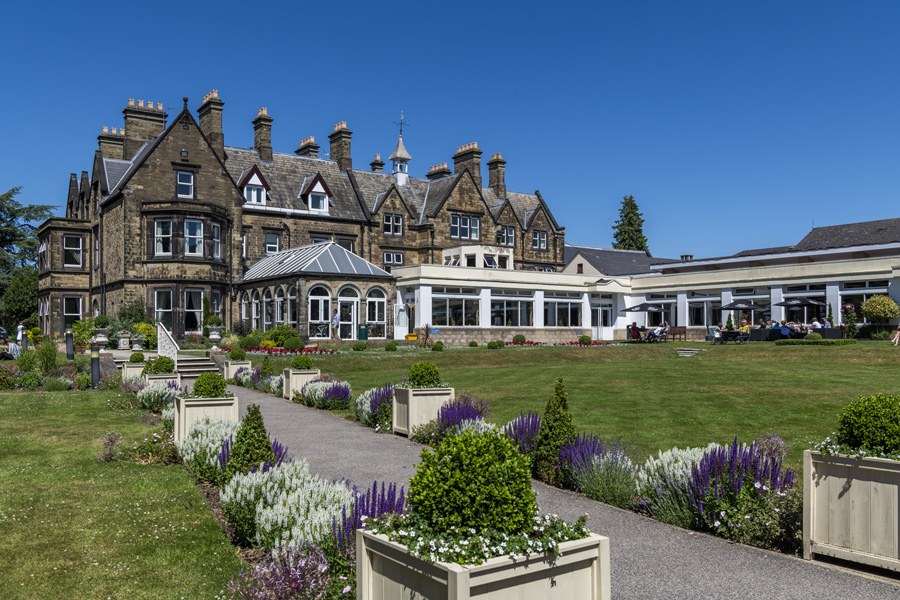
[339, 300, 357, 340]
[184, 289, 203, 334]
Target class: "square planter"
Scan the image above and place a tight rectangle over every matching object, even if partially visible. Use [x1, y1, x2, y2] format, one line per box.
[282, 368, 321, 400]
[392, 387, 455, 436]
[804, 450, 900, 571]
[173, 395, 239, 443]
[121, 362, 144, 379]
[357, 530, 610, 600]
[224, 360, 252, 380]
[143, 373, 182, 387]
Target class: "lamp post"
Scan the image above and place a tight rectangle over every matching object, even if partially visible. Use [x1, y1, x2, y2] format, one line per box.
[65, 328, 74, 361]
[91, 345, 100, 389]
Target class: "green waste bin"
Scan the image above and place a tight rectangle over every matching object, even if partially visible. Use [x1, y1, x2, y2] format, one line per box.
[358, 324, 368, 341]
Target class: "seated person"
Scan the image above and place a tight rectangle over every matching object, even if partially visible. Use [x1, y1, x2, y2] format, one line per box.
[646, 324, 664, 342]
[822, 319, 831, 328]
[811, 318, 822, 329]
[714, 323, 723, 341]
[629, 322, 641, 341]
[738, 320, 750, 334]
[755, 320, 767, 329]
[780, 321, 791, 337]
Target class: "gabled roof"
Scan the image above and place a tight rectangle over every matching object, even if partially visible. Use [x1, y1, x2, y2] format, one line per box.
[793, 218, 900, 251]
[239, 242, 391, 282]
[237, 164, 271, 190]
[565, 244, 677, 276]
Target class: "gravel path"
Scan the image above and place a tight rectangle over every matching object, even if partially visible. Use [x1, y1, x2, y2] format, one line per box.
[232, 385, 900, 599]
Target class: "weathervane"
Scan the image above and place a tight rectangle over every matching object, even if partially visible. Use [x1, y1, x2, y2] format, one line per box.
[393, 110, 410, 136]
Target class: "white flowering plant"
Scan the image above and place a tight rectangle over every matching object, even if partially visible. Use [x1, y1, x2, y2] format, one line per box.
[178, 416, 241, 486]
[136, 380, 182, 410]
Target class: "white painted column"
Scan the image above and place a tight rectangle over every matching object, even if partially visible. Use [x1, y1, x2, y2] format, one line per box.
[825, 282, 841, 326]
[676, 292, 688, 327]
[479, 287, 491, 328]
[581, 292, 591, 330]
[418, 285, 431, 328]
[534, 290, 545, 328]
[770, 286, 784, 323]
[720, 289, 733, 326]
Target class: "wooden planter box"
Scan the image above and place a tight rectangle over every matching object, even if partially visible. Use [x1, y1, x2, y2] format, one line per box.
[357, 530, 610, 600]
[173, 395, 239, 443]
[224, 360, 252, 380]
[121, 362, 144, 379]
[282, 368, 321, 400]
[804, 450, 900, 571]
[392, 387, 455, 436]
[143, 373, 182, 387]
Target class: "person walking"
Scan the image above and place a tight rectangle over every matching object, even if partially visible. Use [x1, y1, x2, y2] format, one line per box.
[330, 308, 340, 340]
[16, 322, 25, 345]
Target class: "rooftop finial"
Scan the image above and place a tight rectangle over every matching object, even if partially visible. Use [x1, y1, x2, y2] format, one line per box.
[183, 96, 188, 109]
[393, 110, 409, 137]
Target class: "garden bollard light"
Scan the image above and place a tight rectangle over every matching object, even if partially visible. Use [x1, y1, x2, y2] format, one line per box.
[66, 328, 74, 361]
[22, 335, 28, 352]
[91, 345, 100, 389]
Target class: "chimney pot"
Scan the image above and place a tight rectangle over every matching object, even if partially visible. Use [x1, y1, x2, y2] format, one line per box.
[452, 142, 483, 187]
[295, 136, 320, 158]
[252, 106, 274, 162]
[128, 98, 135, 106]
[369, 153, 385, 173]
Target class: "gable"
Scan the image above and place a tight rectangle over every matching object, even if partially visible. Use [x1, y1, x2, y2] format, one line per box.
[237, 164, 271, 190]
[431, 170, 493, 218]
[494, 201, 521, 228]
[373, 187, 416, 218]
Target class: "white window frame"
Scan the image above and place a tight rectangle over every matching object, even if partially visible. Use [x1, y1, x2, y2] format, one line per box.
[383, 213, 403, 236]
[177, 171, 194, 198]
[155, 220, 172, 256]
[275, 288, 285, 326]
[308, 286, 331, 338]
[185, 219, 203, 257]
[212, 290, 222, 320]
[63, 235, 82, 267]
[309, 193, 328, 212]
[94, 236, 99, 268]
[212, 223, 221, 258]
[241, 231, 247, 257]
[244, 185, 265, 205]
[498, 226, 515, 246]
[366, 288, 387, 339]
[532, 230, 548, 250]
[184, 289, 204, 333]
[265, 233, 279, 254]
[451, 215, 480, 240]
[337, 239, 355, 253]
[287, 286, 298, 327]
[471, 217, 480, 240]
[155, 289, 173, 330]
[63, 296, 81, 328]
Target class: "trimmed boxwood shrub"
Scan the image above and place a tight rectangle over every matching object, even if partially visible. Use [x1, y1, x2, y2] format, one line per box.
[142, 356, 175, 375]
[192, 372, 228, 398]
[408, 429, 537, 535]
[205, 315, 223, 327]
[805, 332, 823, 341]
[283, 337, 304, 351]
[224, 404, 276, 483]
[775, 339, 857, 346]
[291, 355, 313, 370]
[352, 341, 367, 351]
[129, 352, 145, 363]
[469, 340, 478, 347]
[512, 334, 526, 344]
[431, 341, 444, 352]
[238, 335, 261, 349]
[487, 340, 504, 350]
[837, 393, 900, 454]
[228, 347, 247, 361]
[384, 340, 398, 352]
[408, 362, 441, 387]
[94, 315, 110, 328]
[578, 335, 592, 345]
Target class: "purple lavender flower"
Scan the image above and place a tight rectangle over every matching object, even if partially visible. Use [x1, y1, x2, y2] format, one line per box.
[504, 411, 541, 455]
[226, 542, 330, 599]
[558, 433, 639, 491]
[332, 480, 406, 559]
[436, 393, 491, 435]
[322, 382, 352, 410]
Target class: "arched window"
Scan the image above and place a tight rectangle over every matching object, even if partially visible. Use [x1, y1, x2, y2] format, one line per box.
[366, 288, 387, 339]
[92, 299, 99, 318]
[308, 286, 331, 338]
[252, 291, 261, 331]
[263, 289, 273, 330]
[287, 286, 298, 327]
[241, 293, 250, 323]
[275, 288, 285, 327]
[337, 286, 360, 340]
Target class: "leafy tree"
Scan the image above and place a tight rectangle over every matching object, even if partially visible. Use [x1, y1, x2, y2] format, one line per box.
[860, 295, 900, 324]
[611, 195, 649, 252]
[0, 266, 38, 329]
[0, 187, 54, 293]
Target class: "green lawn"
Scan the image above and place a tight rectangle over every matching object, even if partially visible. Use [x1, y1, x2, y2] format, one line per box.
[261, 341, 900, 468]
[0, 389, 243, 599]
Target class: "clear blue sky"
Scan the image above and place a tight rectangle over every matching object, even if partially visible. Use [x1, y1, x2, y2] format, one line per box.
[3, 1, 899, 260]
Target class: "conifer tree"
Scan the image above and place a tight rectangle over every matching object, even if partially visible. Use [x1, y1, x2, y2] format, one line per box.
[532, 376, 576, 486]
[225, 404, 276, 483]
[612, 195, 649, 252]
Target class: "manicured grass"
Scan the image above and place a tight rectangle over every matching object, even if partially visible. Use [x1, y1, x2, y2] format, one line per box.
[256, 341, 899, 468]
[0, 389, 243, 599]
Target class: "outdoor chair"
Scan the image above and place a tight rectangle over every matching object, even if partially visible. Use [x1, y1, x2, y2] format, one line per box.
[630, 326, 643, 342]
[706, 326, 717, 342]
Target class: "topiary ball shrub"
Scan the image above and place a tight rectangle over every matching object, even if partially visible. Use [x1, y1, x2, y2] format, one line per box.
[837, 393, 900, 454]
[385, 341, 398, 352]
[532, 376, 577, 486]
[431, 341, 444, 352]
[512, 334, 526, 344]
[129, 352, 145, 364]
[408, 429, 537, 535]
[283, 337, 305, 351]
[225, 404, 276, 483]
[238, 335, 261, 350]
[487, 340, 504, 350]
[352, 341, 367, 352]
[291, 355, 313, 370]
[578, 335, 592, 345]
[192, 372, 228, 398]
[142, 356, 175, 375]
[205, 315, 223, 327]
[94, 315, 110, 328]
[408, 362, 441, 388]
[260, 355, 275, 377]
[805, 332, 823, 341]
[469, 340, 478, 347]
[228, 347, 247, 361]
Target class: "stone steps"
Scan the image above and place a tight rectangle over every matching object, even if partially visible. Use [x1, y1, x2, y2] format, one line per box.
[115, 355, 220, 378]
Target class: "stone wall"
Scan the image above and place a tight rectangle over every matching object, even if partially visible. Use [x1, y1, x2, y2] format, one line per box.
[427, 327, 584, 346]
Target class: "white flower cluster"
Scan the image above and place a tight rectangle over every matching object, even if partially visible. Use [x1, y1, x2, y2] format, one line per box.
[236, 369, 254, 387]
[264, 375, 283, 396]
[451, 418, 498, 437]
[178, 416, 240, 470]
[122, 375, 144, 387]
[220, 460, 354, 548]
[637, 442, 722, 494]
[298, 381, 348, 406]
[136, 381, 181, 409]
[354, 387, 376, 422]
[161, 406, 175, 423]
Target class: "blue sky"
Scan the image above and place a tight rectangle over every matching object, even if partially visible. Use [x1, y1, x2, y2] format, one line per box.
[3, 1, 899, 260]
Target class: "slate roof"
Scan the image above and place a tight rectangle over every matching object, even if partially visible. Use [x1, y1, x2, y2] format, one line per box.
[240, 242, 391, 283]
[565, 244, 678, 276]
[793, 218, 900, 251]
[732, 246, 793, 257]
[102, 158, 131, 194]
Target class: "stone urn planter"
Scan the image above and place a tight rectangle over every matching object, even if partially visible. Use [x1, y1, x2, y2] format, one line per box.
[804, 450, 900, 571]
[143, 372, 182, 387]
[282, 368, 321, 400]
[118, 334, 131, 350]
[208, 327, 223, 351]
[392, 387, 454, 436]
[131, 334, 145, 352]
[224, 360, 252, 380]
[357, 530, 610, 600]
[92, 328, 110, 346]
[173, 394, 239, 444]
[121, 362, 144, 379]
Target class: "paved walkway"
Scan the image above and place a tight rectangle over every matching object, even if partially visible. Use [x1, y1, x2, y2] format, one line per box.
[230, 385, 900, 600]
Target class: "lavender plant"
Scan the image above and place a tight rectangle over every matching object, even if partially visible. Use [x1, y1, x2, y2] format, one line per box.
[97, 431, 121, 462]
[178, 416, 241, 486]
[296, 380, 352, 410]
[226, 542, 330, 600]
[330, 481, 406, 559]
[501, 411, 542, 456]
[558, 434, 640, 509]
[637, 443, 721, 528]
[136, 380, 182, 410]
[354, 384, 394, 432]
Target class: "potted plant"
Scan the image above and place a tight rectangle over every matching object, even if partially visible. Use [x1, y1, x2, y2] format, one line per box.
[173, 372, 238, 443]
[206, 315, 224, 351]
[72, 317, 93, 354]
[805, 393, 900, 571]
[392, 362, 454, 436]
[27, 327, 42, 349]
[223, 347, 252, 380]
[359, 428, 611, 599]
[122, 351, 145, 378]
[282, 354, 320, 400]
[141, 356, 180, 386]
[92, 315, 110, 346]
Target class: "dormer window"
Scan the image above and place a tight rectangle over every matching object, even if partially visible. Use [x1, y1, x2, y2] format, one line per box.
[238, 165, 270, 206]
[245, 185, 265, 205]
[310, 193, 327, 211]
[177, 171, 194, 198]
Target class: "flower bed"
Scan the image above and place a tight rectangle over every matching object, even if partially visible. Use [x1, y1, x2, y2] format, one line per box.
[553, 341, 626, 347]
[222, 346, 345, 356]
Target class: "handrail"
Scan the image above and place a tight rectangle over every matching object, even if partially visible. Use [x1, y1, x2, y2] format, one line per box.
[156, 323, 180, 372]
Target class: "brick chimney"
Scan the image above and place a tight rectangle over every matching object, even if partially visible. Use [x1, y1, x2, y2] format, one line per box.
[295, 136, 319, 158]
[79, 171, 90, 219]
[369, 154, 385, 173]
[198, 90, 225, 159]
[122, 98, 167, 159]
[681, 254, 694, 262]
[452, 142, 482, 188]
[487, 153, 506, 198]
[66, 174, 79, 219]
[252, 107, 274, 162]
[97, 126, 124, 159]
[329, 121, 352, 171]
[427, 162, 452, 181]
